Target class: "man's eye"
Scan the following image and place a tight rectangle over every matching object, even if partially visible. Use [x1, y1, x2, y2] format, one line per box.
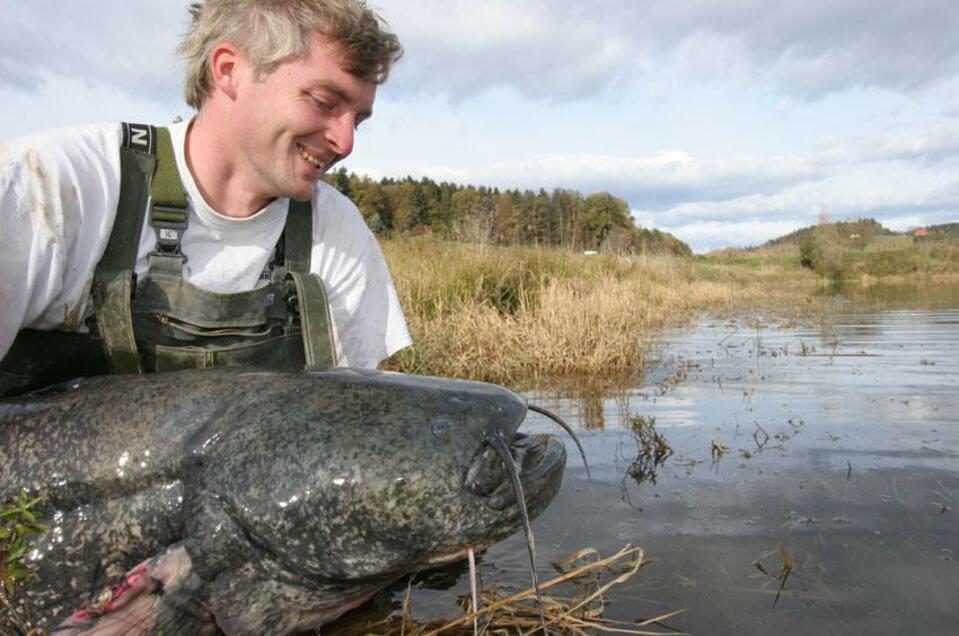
[311, 96, 333, 112]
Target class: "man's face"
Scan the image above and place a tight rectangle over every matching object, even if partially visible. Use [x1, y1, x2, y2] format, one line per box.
[232, 33, 376, 203]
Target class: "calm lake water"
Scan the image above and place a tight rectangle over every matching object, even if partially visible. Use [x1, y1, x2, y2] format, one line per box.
[337, 282, 959, 634]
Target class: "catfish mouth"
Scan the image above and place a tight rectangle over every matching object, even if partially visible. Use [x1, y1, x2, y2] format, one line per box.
[464, 424, 566, 516]
[467, 432, 566, 511]
[464, 401, 585, 514]
[423, 429, 565, 567]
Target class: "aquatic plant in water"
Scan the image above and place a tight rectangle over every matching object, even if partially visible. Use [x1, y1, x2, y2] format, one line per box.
[1, 492, 47, 635]
[626, 414, 673, 485]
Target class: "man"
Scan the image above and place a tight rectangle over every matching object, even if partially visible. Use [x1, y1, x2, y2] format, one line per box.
[0, 0, 411, 396]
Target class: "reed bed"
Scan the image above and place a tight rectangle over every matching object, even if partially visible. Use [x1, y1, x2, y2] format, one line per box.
[381, 237, 816, 385]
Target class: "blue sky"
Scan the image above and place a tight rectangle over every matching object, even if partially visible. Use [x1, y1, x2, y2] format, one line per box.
[2, 0, 957, 251]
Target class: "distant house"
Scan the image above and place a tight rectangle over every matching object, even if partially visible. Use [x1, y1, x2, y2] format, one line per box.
[914, 227, 930, 237]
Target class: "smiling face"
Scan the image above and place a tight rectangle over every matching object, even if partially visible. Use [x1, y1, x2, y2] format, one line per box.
[231, 32, 376, 203]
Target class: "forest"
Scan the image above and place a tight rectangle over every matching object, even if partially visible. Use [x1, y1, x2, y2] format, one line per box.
[326, 168, 692, 256]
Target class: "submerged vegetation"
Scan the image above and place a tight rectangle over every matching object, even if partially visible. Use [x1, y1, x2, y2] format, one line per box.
[625, 415, 673, 485]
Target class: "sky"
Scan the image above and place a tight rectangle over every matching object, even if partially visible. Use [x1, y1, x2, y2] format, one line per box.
[2, 0, 958, 252]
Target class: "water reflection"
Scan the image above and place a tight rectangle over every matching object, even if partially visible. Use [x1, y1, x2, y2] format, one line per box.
[822, 278, 959, 309]
[527, 383, 633, 431]
[571, 384, 607, 430]
[331, 282, 959, 634]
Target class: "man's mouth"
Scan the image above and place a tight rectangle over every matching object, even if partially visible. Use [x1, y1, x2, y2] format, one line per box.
[297, 143, 333, 172]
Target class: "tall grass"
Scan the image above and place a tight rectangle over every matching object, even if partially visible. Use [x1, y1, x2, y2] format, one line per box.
[380, 237, 816, 386]
[849, 235, 959, 279]
[771, 232, 959, 281]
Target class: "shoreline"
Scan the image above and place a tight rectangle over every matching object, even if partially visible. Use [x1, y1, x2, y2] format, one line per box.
[380, 236, 959, 387]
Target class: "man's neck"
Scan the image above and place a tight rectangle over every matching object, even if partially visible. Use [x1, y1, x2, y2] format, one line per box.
[185, 112, 274, 218]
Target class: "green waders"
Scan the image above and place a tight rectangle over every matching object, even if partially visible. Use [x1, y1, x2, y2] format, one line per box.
[0, 123, 336, 397]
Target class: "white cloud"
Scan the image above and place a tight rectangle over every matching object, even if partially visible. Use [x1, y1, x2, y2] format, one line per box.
[0, 1, 184, 105]
[649, 0, 959, 97]
[855, 123, 959, 163]
[379, 0, 641, 100]
[4, 0, 956, 105]
[375, 0, 959, 101]
[634, 175, 959, 251]
[1, 71, 183, 140]
[413, 150, 832, 207]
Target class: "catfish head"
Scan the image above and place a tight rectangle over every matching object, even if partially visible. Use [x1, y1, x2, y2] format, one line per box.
[196, 367, 566, 581]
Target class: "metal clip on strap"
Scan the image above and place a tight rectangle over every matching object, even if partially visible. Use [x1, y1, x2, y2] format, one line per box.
[151, 205, 188, 262]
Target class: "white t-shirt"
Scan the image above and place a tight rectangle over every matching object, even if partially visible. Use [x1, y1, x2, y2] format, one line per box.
[0, 119, 411, 368]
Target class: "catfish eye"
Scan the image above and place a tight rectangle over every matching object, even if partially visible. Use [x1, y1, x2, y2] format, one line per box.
[431, 420, 452, 440]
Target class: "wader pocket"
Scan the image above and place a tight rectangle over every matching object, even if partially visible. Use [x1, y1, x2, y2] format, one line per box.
[144, 334, 307, 372]
[153, 313, 275, 340]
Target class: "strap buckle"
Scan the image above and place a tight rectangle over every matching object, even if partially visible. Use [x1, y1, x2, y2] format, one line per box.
[150, 205, 189, 262]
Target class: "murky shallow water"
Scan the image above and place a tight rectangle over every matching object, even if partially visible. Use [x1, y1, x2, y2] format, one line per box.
[334, 283, 959, 634]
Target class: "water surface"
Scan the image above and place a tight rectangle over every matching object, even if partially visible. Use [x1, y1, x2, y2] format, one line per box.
[338, 283, 959, 634]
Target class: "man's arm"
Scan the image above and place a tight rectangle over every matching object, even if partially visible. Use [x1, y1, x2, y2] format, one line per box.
[0, 124, 123, 361]
[308, 182, 411, 369]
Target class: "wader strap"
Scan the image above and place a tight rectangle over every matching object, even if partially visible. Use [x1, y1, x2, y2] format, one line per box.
[287, 272, 337, 368]
[150, 128, 188, 210]
[95, 124, 189, 372]
[147, 127, 189, 281]
[93, 126, 158, 374]
[284, 199, 336, 368]
[285, 199, 313, 272]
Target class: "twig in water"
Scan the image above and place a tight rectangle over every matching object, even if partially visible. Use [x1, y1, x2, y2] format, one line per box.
[467, 548, 479, 636]
[711, 437, 728, 462]
[773, 543, 793, 608]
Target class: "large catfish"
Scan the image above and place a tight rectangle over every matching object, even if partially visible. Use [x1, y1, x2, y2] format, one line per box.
[0, 367, 566, 635]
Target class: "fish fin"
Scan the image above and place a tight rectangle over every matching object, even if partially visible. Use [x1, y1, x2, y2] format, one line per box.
[52, 544, 216, 636]
[210, 559, 376, 636]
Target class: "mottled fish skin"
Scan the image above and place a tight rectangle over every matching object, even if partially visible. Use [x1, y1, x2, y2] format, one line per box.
[0, 367, 566, 635]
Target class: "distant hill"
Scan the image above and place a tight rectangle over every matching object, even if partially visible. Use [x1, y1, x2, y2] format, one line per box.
[763, 218, 895, 248]
[923, 222, 959, 236]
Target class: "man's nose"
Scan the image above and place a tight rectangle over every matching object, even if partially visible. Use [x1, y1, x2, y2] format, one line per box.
[325, 115, 355, 158]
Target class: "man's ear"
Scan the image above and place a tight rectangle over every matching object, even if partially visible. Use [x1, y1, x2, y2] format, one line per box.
[209, 42, 243, 100]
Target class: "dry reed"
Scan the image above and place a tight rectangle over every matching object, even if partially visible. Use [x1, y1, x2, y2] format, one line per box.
[334, 544, 683, 635]
[381, 237, 817, 385]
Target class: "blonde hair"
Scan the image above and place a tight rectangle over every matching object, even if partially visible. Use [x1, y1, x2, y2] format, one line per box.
[179, 0, 402, 109]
